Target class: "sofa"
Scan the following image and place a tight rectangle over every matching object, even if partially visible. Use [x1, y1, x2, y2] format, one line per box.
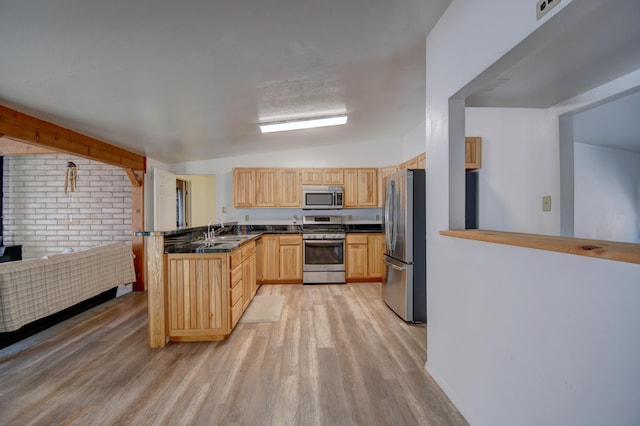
[0, 243, 136, 333]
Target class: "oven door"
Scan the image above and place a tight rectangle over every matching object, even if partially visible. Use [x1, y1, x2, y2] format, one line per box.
[303, 239, 345, 272]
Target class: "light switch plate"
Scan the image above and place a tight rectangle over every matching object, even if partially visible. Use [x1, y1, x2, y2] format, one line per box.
[542, 195, 552, 211]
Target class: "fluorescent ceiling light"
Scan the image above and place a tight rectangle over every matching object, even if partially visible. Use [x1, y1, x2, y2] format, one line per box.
[259, 115, 348, 133]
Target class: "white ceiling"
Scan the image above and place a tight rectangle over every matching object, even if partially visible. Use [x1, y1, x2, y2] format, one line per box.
[0, 0, 452, 164]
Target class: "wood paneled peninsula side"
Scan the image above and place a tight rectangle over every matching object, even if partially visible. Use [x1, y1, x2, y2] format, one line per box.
[137, 223, 275, 348]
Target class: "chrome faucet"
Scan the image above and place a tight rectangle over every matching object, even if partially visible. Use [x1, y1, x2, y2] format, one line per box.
[206, 217, 225, 240]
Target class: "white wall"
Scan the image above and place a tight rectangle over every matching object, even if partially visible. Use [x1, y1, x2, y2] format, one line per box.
[465, 108, 559, 234]
[402, 120, 427, 161]
[574, 143, 640, 243]
[426, 1, 640, 425]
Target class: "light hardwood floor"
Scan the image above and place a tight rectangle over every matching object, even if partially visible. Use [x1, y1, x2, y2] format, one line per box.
[0, 283, 468, 426]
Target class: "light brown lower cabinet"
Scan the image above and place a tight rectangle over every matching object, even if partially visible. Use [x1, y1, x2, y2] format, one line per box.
[261, 234, 302, 284]
[367, 234, 385, 280]
[346, 233, 384, 282]
[165, 240, 257, 342]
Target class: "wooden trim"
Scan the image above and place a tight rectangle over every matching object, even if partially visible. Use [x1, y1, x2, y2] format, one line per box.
[440, 229, 640, 264]
[146, 235, 166, 348]
[0, 105, 145, 171]
[126, 168, 143, 187]
[0, 135, 57, 155]
[131, 170, 145, 291]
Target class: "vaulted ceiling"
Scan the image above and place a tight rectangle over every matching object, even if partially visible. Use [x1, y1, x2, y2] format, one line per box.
[0, 0, 452, 164]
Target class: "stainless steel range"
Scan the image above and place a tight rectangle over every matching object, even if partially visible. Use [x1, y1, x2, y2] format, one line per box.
[302, 215, 346, 284]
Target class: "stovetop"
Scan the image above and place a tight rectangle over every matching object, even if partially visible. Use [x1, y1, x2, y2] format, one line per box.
[301, 215, 345, 239]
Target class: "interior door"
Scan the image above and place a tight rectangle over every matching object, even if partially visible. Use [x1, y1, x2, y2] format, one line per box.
[153, 168, 176, 231]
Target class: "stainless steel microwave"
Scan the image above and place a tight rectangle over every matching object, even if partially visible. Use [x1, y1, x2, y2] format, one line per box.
[302, 185, 344, 209]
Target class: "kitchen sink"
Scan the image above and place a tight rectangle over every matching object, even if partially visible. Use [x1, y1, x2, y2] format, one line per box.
[208, 235, 247, 241]
[193, 233, 260, 252]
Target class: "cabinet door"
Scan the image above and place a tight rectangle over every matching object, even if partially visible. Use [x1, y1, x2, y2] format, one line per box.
[255, 168, 278, 207]
[343, 169, 359, 207]
[255, 237, 264, 283]
[279, 235, 302, 281]
[323, 169, 344, 185]
[278, 169, 301, 207]
[367, 234, 384, 279]
[301, 169, 322, 185]
[166, 254, 228, 337]
[379, 166, 397, 208]
[279, 244, 302, 280]
[465, 137, 482, 170]
[417, 153, 426, 169]
[262, 235, 280, 281]
[357, 169, 378, 207]
[346, 238, 368, 279]
[233, 168, 255, 208]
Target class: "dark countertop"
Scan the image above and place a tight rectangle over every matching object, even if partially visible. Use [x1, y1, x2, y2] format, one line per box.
[345, 224, 383, 233]
[164, 233, 262, 254]
[139, 222, 381, 254]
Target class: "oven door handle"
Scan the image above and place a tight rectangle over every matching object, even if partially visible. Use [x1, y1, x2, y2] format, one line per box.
[304, 240, 345, 244]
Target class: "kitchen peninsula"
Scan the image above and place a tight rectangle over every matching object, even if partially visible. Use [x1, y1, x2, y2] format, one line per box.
[138, 223, 302, 348]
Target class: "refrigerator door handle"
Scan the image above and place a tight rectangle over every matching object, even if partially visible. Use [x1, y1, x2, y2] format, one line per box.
[383, 256, 407, 271]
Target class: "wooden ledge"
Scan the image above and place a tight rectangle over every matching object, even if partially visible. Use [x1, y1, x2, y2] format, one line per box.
[440, 230, 640, 265]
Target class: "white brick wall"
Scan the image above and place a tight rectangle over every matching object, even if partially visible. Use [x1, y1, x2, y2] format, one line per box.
[3, 155, 132, 259]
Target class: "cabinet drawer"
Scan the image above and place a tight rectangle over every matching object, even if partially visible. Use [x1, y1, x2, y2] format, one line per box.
[279, 235, 301, 245]
[231, 297, 243, 328]
[231, 279, 243, 305]
[230, 250, 243, 269]
[347, 234, 368, 244]
[231, 264, 242, 287]
[241, 241, 256, 258]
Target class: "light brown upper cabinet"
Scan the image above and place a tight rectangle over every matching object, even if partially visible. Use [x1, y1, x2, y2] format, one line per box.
[323, 169, 344, 185]
[233, 168, 301, 208]
[465, 137, 482, 170]
[300, 169, 323, 185]
[417, 153, 426, 169]
[378, 166, 397, 207]
[344, 168, 378, 208]
[278, 169, 301, 207]
[255, 168, 278, 207]
[300, 168, 344, 185]
[233, 168, 256, 208]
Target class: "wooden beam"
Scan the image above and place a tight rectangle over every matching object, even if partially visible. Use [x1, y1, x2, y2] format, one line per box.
[0, 105, 145, 171]
[130, 170, 146, 291]
[0, 136, 57, 155]
[146, 234, 167, 347]
[126, 168, 143, 187]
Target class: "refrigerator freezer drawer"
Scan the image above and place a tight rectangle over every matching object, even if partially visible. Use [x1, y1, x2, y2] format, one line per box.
[382, 256, 414, 322]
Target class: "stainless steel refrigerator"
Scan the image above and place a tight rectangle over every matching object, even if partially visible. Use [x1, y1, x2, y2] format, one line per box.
[382, 169, 426, 323]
